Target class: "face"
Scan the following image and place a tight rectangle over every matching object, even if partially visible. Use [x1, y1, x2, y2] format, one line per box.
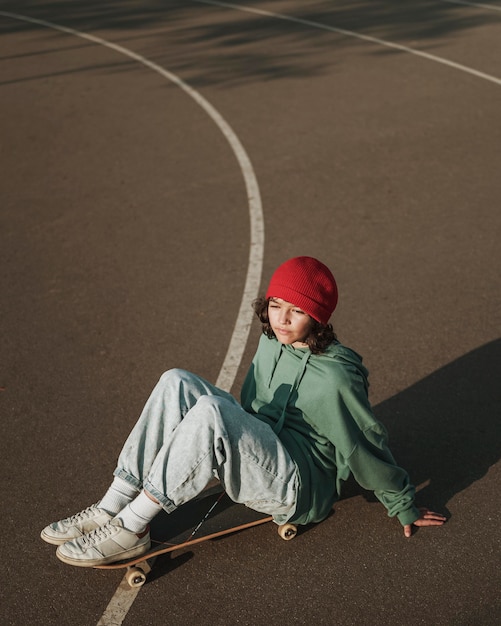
[267, 298, 312, 347]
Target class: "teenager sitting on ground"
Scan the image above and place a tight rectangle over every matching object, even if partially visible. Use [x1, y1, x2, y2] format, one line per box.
[41, 256, 446, 566]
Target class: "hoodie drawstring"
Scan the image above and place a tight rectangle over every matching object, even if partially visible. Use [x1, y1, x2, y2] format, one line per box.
[272, 349, 311, 435]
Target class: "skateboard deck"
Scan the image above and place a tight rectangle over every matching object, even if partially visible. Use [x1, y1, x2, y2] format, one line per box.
[95, 493, 297, 587]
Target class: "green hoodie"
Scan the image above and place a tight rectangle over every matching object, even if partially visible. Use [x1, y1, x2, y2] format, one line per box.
[241, 335, 420, 526]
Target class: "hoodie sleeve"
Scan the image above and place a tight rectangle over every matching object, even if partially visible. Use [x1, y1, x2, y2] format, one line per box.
[322, 361, 420, 526]
[344, 425, 420, 526]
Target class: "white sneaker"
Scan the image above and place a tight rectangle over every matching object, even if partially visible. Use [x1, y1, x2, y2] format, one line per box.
[40, 504, 113, 545]
[56, 518, 150, 567]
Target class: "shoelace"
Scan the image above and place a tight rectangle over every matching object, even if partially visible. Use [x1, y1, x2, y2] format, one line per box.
[80, 521, 116, 547]
[63, 505, 98, 526]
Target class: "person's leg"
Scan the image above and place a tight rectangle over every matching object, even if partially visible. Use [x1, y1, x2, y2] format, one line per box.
[113, 368, 241, 491]
[56, 394, 298, 566]
[42, 369, 234, 545]
[143, 394, 299, 523]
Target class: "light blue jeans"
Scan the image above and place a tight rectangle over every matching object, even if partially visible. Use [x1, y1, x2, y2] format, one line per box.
[114, 369, 299, 524]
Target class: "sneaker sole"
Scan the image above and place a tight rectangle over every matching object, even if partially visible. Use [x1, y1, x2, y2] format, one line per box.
[40, 529, 80, 546]
[55, 541, 151, 568]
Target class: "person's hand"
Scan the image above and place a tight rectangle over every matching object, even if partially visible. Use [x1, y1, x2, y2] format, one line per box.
[403, 507, 447, 538]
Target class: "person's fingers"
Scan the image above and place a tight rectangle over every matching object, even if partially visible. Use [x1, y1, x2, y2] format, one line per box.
[414, 518, 446, 527]
[421, 509, 447, 521]
[404, 509, 446, 535]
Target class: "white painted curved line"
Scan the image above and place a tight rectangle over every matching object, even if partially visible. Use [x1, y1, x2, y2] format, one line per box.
[441, 0, 501, 12]
[0, 10, 264, 394]
[0, 10, 263, 626]
[196, 0, 501, 87]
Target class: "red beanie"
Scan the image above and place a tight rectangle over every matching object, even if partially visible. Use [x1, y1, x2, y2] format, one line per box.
[265, 257, 338, 325]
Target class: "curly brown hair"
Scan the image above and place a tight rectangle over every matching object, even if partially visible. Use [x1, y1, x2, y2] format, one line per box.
[253, 297, 337, 355]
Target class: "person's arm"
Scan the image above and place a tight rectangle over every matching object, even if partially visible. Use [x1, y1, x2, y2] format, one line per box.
[345, 424, 446, 536]
[325, 365, 446, 536]
[344, 424, 420, 525]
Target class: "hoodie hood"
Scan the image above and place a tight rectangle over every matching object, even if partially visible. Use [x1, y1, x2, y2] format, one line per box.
[320, 341, 369, 383]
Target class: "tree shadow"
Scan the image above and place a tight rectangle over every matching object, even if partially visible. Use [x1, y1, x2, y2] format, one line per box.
[371, 338, 501, 517]
[0, 0, 498, 88]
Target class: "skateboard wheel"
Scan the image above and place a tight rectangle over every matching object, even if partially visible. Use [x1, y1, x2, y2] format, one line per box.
[126, 567, 147, 588]
[278, 523, 297, 541]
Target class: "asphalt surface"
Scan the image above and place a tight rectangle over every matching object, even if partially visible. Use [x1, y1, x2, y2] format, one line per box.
[1, 1, 500, 625]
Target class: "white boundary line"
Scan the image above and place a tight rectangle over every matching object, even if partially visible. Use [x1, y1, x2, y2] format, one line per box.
[0, 9, 264, 625]
[441, 0, 501, 11]
[195, 0, 501, 87]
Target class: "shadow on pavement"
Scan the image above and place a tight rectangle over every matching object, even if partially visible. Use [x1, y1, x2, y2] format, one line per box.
[1, 0, 498, 87]
[374, 338, 501, 517]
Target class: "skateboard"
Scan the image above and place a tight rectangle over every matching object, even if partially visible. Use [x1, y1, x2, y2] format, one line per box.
[95, 493, 297, 587]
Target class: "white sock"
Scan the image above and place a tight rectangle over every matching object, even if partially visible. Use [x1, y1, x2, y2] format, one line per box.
[98, 477, 139, 516]
[117, 490, 162, 533]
